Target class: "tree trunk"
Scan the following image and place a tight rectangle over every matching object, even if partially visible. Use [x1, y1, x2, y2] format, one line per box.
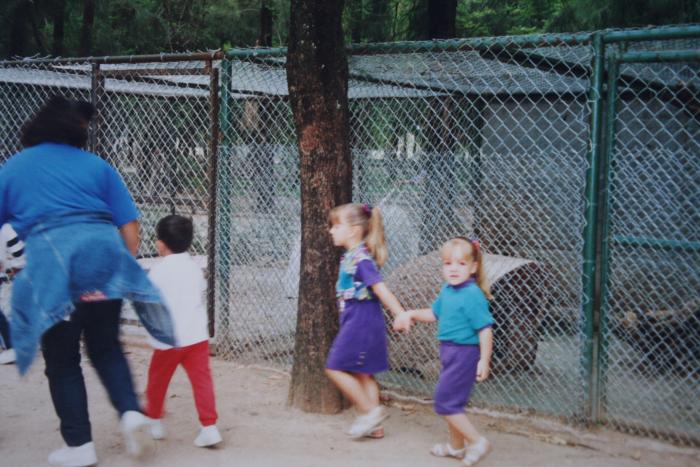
[286, 0, 351, 413]
[9, 1, 31, 57]
[79, 0, 96, 57]
[28, 0, 47, 54]
[259, 2, 273, 47]
[428, 0, 457, 39]
[347, 0, 363, 43]
[52, 0, 66, 57]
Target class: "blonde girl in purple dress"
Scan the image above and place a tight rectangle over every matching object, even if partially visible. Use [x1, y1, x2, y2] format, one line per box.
[394, 237, 494, 466]
[325, 203, 406, 439]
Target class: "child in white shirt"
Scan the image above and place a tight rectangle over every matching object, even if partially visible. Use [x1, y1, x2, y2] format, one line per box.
[144, 215, 222, 447]
[0, 223, 26, 364]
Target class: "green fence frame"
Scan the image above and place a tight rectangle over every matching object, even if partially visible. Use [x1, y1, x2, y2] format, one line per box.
[218, 24, 700, 444]
[595, 32, 700, 442]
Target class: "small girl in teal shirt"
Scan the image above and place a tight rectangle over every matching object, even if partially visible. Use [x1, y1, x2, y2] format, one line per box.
[394, 237, 494, 466]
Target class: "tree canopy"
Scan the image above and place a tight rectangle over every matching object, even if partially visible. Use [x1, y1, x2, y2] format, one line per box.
[1, 0, 698, 58]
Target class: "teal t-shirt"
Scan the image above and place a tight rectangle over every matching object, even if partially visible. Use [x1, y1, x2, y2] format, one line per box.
[431, 280, 494, 345]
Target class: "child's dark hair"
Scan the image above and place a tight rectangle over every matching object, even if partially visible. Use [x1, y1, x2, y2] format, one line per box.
[20, 95, 95, 149]
[156, 215, 194, 253]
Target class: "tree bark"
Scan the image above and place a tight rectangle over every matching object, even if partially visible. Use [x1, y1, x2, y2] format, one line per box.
[51, 0, 67, 56]
[428, 0, 457, 39]
[259, 1, 273, 47]
[8, 1, 31, 57]
[79, 0, 96, 57]
[286, 0, 351, 413]
[28, 0, 47, 54]
[9, 0, 47, 56]
[347, 0, 363, 43]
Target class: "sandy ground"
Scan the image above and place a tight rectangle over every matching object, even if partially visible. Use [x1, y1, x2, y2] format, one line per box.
[1, 339, 698, 467]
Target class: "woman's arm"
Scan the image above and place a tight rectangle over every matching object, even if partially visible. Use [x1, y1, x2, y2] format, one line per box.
[119, 220, 140, 257]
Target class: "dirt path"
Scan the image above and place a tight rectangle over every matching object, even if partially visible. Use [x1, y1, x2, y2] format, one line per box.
[1, 344, 698, 467]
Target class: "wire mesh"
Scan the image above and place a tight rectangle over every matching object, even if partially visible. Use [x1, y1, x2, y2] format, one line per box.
[0, 58, 216, 322]
[0, 60, 93, 159]
[216, 35, 594, 423]
[600, 39, 700, 443]
[1, 26, 698, 446]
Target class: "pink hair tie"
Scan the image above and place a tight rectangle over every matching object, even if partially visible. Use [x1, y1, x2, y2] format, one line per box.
[468, 235, 480, 255]
[362, 203, 372, 217]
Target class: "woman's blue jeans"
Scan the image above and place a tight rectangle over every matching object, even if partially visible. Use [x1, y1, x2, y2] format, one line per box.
[41, 299, 141, 446]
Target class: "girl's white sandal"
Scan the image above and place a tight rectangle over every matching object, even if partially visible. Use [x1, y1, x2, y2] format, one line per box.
[462, 437, 492, 466]
[430, 442, 466, 459]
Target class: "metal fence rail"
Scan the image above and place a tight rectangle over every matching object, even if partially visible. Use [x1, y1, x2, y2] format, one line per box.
[1, 25, 698, 445]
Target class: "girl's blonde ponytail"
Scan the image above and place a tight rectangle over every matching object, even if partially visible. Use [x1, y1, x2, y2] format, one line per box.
[365, 206, 388, 267]
[472, 244, 493, 300]
[331, 203, 389, 267]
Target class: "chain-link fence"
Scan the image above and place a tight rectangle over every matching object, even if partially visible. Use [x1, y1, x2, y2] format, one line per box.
[1, 25, 698, 445]
[597, 36, 700, 443]
[0, 54, 220, 325]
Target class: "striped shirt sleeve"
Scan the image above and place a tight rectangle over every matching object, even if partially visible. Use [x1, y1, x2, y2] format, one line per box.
[1, 224, 25, 270]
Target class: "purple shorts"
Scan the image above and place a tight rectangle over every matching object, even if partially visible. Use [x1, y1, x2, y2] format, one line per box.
[434, 342, 480, 415]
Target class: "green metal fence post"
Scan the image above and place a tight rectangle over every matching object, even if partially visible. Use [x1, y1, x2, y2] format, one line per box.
[216, 58, 233, 343]
[581, 32, 605, 423]
[595, 55, 620, 425]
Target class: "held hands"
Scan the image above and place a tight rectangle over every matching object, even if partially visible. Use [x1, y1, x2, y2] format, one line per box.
[392, 312, 413, 332]
[476, 358, 491, 382]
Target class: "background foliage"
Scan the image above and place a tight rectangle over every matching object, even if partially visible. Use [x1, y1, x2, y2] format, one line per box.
[1, 0, 699, 58]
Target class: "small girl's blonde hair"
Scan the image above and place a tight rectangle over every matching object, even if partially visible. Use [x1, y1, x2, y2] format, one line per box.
[440, 237, 492, 300]
[329, 203, 388, 267]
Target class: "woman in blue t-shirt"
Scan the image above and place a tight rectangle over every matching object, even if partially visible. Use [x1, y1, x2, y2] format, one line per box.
[394, 237, 494, 467]
[0, 96, 176, 466]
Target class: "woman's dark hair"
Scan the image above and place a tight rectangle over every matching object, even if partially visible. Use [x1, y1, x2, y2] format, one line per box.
[20, 95, 95, 148]
[156, 215, 194, 254]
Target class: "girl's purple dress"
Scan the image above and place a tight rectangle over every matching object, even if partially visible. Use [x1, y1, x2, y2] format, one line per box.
[325, 243, 388, 374]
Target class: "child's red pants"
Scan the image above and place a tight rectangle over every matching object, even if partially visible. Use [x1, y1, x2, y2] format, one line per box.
[144, 340, 217, 426]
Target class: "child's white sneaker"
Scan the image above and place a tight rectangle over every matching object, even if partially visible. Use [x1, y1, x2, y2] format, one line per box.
[194, 425, 222, 447]
[47, 441, 97, 466]
[150, 419, 166, 440]
[120, 410, 151, 456]
[0, 348, 16, 364]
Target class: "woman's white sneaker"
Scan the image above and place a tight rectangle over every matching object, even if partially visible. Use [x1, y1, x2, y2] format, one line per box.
[47, 441, 97, 466]
[150, 419, 166, 440]
[194, 425, 222, 447]
[0, 348, 16, 364]
[120, 410, 151, 456]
